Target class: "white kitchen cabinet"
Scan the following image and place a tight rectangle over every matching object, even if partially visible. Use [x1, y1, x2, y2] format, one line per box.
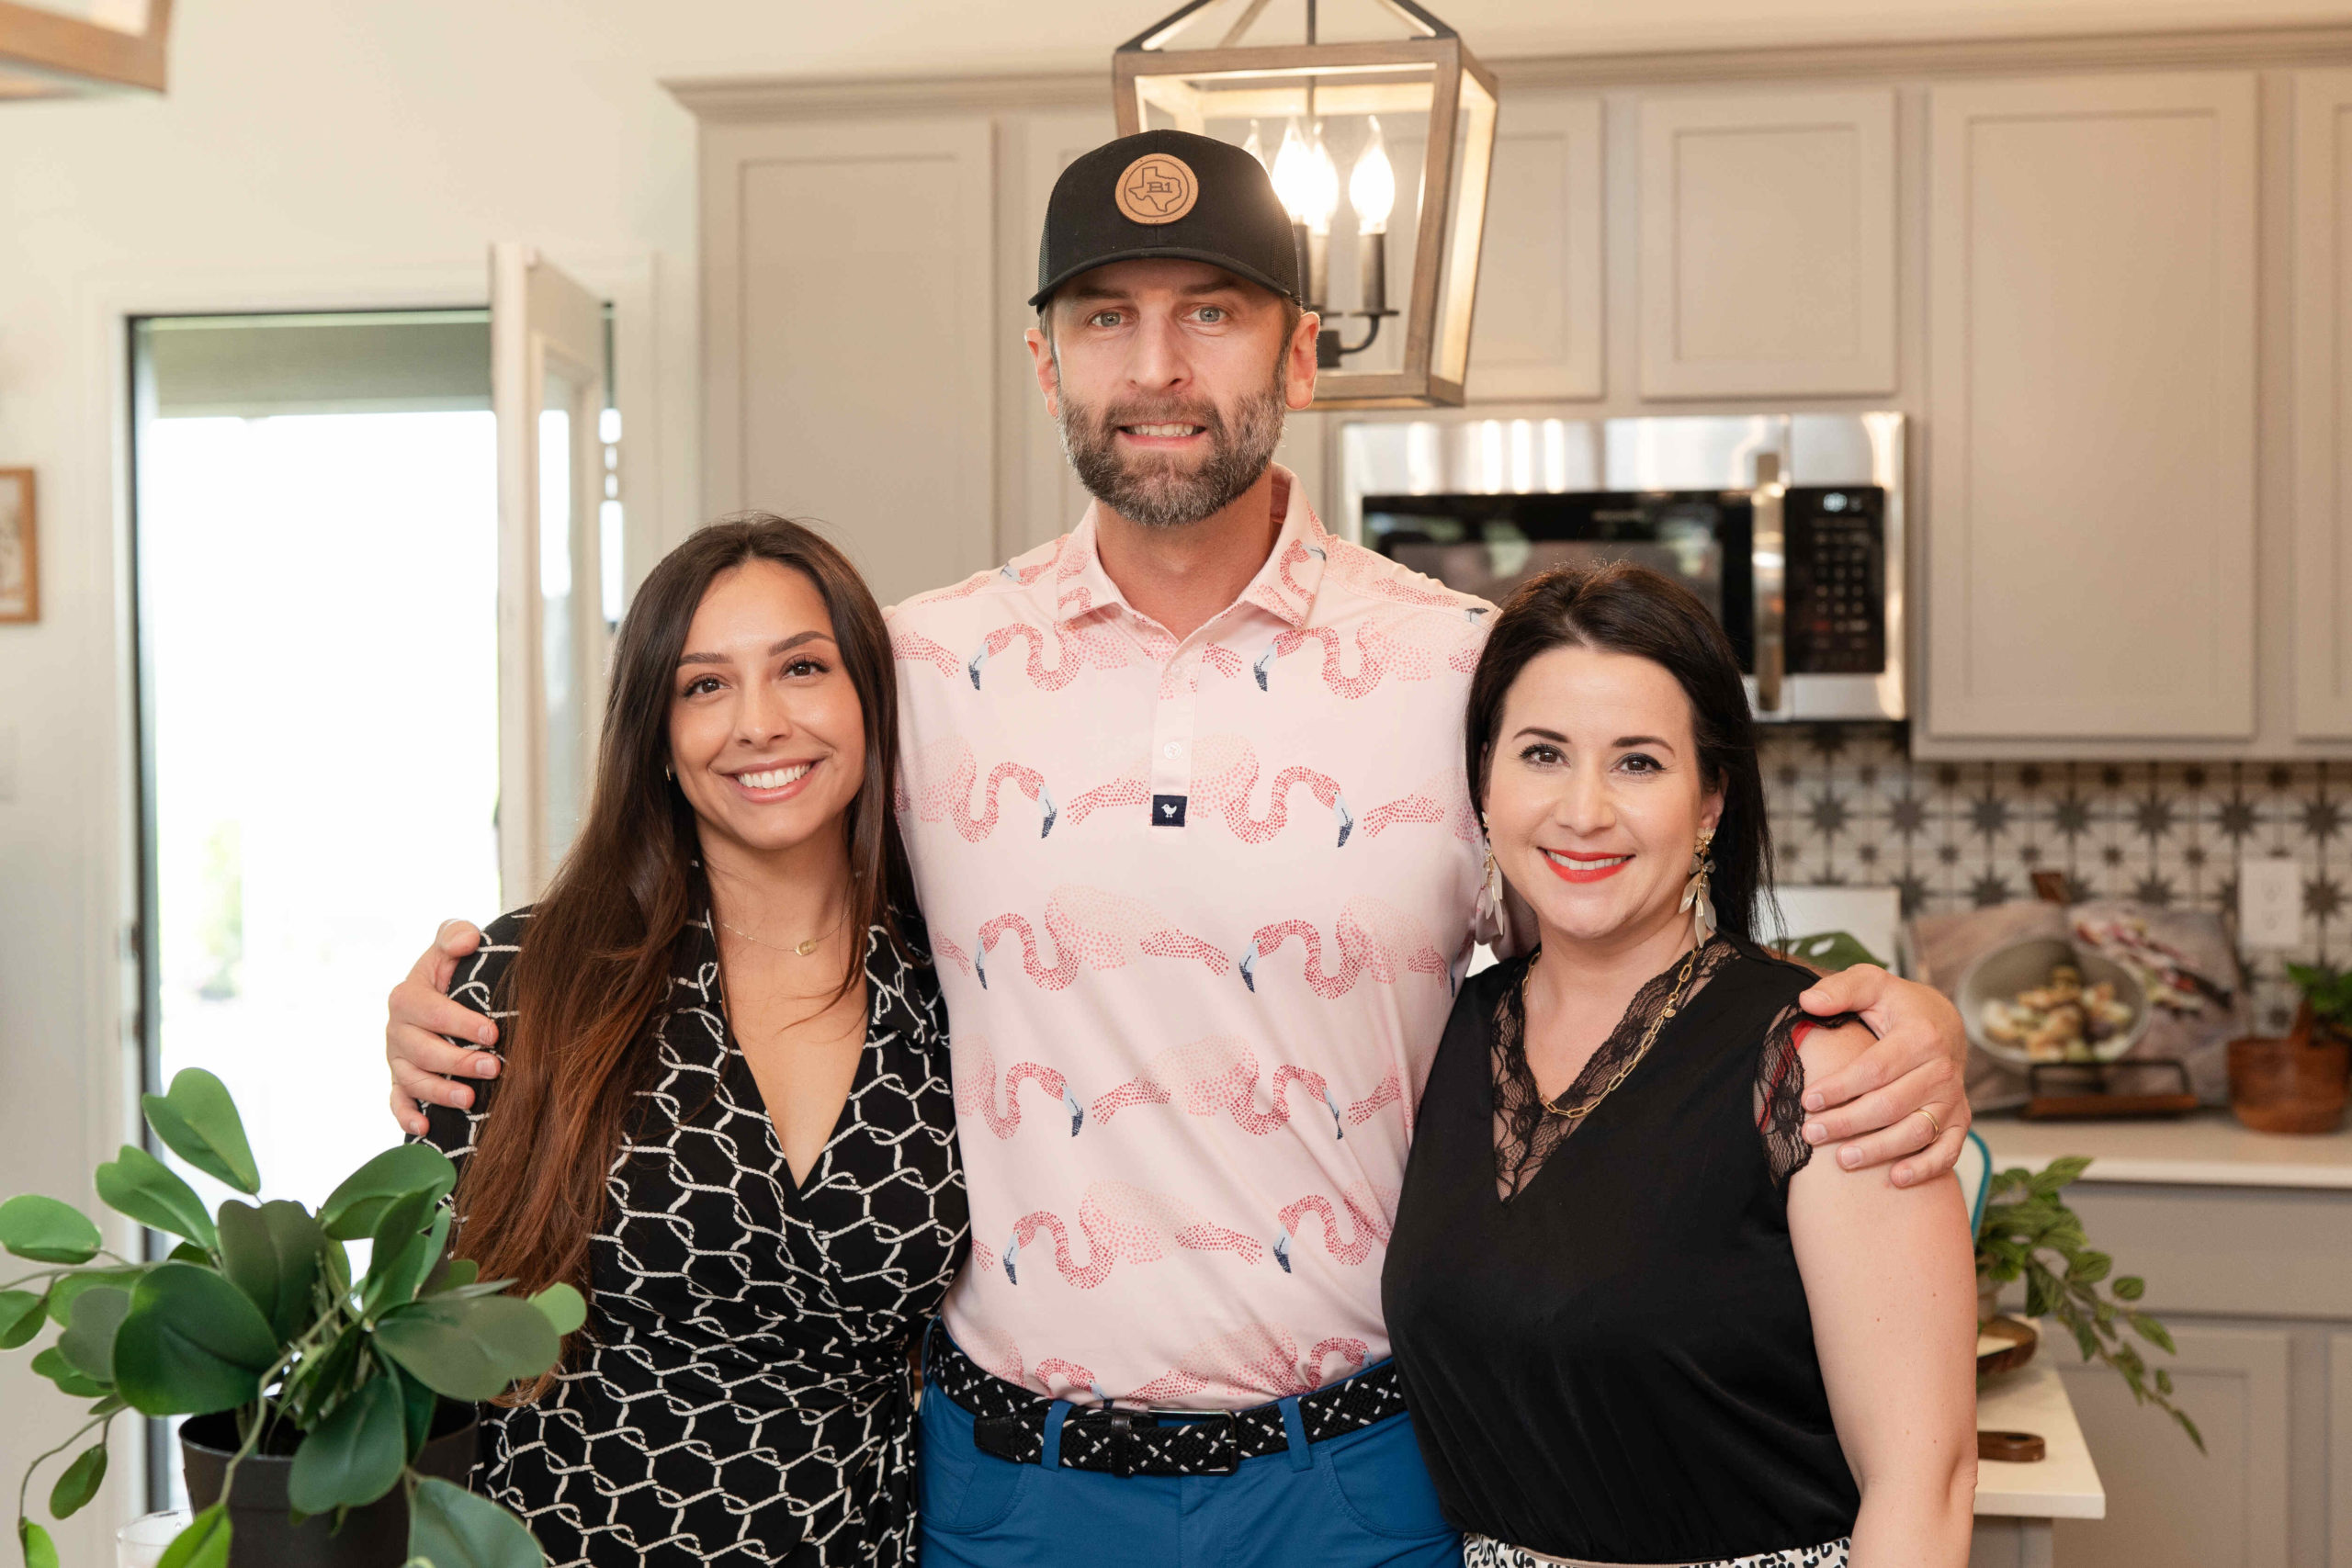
[2333, 1337, 2352, 1568]
[1922, 73, 2257, 745]
[2054, 1325, 2290, 1568]
[2295, 71, 2352, 740]
[697, 116, 999, 610]
[1467, 93, 1604, 402]
[1006, 107, 1116, 556]
[1635, 87, 1895, 399]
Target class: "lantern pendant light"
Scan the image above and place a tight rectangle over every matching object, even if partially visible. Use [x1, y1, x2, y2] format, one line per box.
[1114, 0, 1498, 409]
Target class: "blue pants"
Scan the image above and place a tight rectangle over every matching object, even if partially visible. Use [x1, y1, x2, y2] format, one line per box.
[915, 1360, 1462, 1568]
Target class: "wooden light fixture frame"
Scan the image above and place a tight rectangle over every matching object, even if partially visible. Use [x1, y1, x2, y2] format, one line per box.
[0, 0, 173, 100]
[1113, 0, 1497, 409]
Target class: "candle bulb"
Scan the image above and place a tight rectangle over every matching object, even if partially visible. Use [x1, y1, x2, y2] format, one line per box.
[1350, 116, 1396, 315]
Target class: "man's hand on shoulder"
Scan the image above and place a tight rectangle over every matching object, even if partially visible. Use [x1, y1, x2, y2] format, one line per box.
[387, 919, 500, 1137]
[1792, 964, 1970, 1189]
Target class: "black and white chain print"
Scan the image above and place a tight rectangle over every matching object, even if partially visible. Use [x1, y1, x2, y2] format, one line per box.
[423, 908, 969, 1567]
[1463, 1537, 1851, 1568]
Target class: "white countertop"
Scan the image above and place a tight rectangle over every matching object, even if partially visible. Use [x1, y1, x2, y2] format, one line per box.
[1978, 1109, 2352, 1190]
[1974, 1359, 2105, 1519]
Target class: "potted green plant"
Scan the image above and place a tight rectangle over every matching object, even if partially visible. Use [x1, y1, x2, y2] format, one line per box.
[2226, 964, 2351, 1134]
[1974, 1155, 2201, 1450]
[2, 1069, 577, 1568]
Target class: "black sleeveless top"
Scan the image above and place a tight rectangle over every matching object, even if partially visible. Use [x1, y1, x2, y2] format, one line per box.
[1383, 939, 1860, 1562]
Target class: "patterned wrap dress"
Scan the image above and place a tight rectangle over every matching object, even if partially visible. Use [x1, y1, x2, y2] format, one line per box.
[424, 907, 969, 1567]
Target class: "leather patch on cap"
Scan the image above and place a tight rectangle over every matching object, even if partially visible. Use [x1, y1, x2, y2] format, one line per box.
[1115, 153, 1199, 225]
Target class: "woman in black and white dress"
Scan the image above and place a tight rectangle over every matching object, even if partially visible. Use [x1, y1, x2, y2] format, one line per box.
[419, 516, 967, 1566]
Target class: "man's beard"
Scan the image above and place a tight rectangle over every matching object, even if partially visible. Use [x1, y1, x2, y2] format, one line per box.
[1057, 369, 1287, 529]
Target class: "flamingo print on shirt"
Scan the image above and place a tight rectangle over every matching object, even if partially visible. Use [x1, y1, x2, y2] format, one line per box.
[1124, 1325, 1372, 1405]
[1002, 1180, 1266, 1288]
[909, 739, 1057, 841]
[955, 1036, 1084, 1138]
[1238, 895, 1452, 998]
[976, 886, 1228, 991]
[1089, 1036, 1347, 1140]
[967, 619, 1131, 693]
[1272, 1182, 1396, 1273]
[1188, 735, 1353, 847]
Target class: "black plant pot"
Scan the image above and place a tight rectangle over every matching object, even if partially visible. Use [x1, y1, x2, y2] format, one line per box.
[181, 1402, 478, 1568]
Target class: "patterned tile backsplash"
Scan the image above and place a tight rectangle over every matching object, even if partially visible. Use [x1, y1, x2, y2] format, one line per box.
[1757, 727, 2346, 1033]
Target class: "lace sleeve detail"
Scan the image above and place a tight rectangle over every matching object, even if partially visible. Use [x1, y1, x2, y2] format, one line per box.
[1753, 1004, 1867, 1191]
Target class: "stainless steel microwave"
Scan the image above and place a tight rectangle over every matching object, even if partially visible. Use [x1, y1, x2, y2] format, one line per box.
[1337, 412, 1905, 723]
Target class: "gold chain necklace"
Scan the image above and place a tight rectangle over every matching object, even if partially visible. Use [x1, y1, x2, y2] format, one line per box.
[719, 907, 850, 958]
[1536, 940, 1703, 1123]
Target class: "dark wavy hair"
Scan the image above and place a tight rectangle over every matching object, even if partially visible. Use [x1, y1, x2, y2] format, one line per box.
[451, 513, 913, 1382]
[1464, 560, 1779, 945]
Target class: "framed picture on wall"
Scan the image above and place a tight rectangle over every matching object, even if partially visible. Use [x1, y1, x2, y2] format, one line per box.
[0, 468, 34, 623]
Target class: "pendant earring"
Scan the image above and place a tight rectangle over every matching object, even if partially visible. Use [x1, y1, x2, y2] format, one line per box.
[1679, 828, 1717, 942]
[1476, 816, 1506, 927]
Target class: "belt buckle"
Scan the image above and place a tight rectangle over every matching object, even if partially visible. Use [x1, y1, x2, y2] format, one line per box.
[1188, 1411, 1241, 1476]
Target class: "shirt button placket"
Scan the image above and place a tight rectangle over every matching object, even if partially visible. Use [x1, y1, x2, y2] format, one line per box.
[1148, 646, 1203, 831]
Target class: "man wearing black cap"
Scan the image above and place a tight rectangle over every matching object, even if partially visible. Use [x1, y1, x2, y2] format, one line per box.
[384, 128, 1970, 1566]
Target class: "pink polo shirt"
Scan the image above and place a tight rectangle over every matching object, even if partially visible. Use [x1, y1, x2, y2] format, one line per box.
[889, 468, 1492, 1410]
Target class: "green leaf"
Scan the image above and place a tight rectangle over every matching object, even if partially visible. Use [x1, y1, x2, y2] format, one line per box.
[317, 1145, 454, 1242]
[111, 1261, 281, 1416]
[407, 1476, 546, 1568]
[2155, 1367, 2174, 1396]
[382, 1355, 440, 1459]
[2065, 1248, 2111, 1286]
[0, 1196, 100, 1265]
[362, 1193, 445, 1314]
[217, 1200, 325, 1343]
[2174, 1408, 2206, 1453]
[166, 1240, 209, 1265]
[18, 1519, 57, 1568]
[423, 1253, 479, 1296]
[47, 1267, 146, 1328]
[530, 1282, 586, 1337]
[2111, 1274, 2145, 1302]
[2129, 1312, 2177, 1355]
[29, 1346, 106, 1398]
[374, 1294, 557, 1402]
[2066, 1315, 2099, 1362]
[141, 1071, 259, 1196]
[58, 1285, 131, 1383]
[47, 1441, 107, 1521]
[287, 1373, 405, 1514]
[2028, 1156, 2093, 1195]
[85, 1394, 126, 1418]
[154, 1505, 230, 1568]
[93, 1145, 217, 1251]
[0, 1288, 47, 1348]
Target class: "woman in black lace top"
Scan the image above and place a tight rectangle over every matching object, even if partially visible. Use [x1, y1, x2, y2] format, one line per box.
[1384, 563, 1975, 1568]
[419, 517, 967, 1565]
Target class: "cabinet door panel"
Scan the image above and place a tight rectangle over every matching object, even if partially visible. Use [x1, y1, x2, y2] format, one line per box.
[2295, 73, 2352, 739]
[703, 118, 996, 609]
[1925, 73, 2256, 740]
[1637, 88, 1895, 398]
[1468, 93, 1603, 401]
[2053, 1324, 2287, 1568]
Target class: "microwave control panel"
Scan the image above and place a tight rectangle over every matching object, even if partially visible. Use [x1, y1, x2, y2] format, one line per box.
[1784, 487, 1885, 675]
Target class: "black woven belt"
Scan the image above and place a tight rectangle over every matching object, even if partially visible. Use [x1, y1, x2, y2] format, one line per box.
[926, 1330, 1409, 1479]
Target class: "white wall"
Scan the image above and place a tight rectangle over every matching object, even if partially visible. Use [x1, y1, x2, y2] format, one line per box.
[0, 0, 2336, 1547]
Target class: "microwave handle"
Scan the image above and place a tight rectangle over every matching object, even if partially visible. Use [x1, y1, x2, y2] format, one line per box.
[1751, 453, 1786, 714]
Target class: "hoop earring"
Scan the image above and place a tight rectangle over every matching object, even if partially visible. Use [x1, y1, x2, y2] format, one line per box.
[1679, 828, 1717, 943]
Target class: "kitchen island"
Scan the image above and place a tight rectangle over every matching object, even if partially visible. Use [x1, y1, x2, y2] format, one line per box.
[1972, 1360, 2103, 1568]
[1977, 1111, 2352, 1568]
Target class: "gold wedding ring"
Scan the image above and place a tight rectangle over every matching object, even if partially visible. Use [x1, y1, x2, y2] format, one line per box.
[1916, 1107, 1943, 1137]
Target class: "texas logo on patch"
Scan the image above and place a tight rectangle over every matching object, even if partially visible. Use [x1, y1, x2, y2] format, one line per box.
[1115, 154, 1199, 226]
[1150, 794, 1189, 828]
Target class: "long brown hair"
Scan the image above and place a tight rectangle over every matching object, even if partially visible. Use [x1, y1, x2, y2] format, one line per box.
[1464, 559, 1779, 946]
[451, 514, 913, 1378]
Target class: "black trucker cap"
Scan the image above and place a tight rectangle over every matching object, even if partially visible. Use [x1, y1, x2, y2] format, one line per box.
[1029, 129, 1301, 310]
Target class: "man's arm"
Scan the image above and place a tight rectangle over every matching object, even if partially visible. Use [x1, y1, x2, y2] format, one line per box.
[1793, 965, 1971, 1189]
[387, 919, 501, 1137]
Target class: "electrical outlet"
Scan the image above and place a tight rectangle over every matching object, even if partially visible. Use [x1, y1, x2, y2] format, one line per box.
[2239, 857, 2303, 950]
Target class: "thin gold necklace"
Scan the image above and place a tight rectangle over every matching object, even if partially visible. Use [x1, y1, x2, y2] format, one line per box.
[719, 906, 851, 958]
[1534, 939, 1704, 1122]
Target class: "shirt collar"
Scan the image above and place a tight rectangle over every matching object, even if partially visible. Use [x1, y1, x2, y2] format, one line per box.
[1052, 464, 1329, 632]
